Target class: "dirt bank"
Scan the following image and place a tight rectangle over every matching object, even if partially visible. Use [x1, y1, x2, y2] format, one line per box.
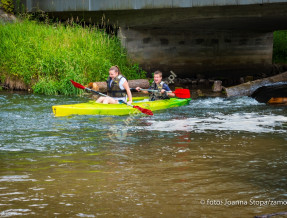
[0, 8, 16, 23]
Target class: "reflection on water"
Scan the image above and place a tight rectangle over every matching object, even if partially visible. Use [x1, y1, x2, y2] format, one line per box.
[0, 92, 286, 217]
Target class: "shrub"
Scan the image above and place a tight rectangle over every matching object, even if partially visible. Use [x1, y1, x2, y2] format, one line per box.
[0, 0, 14, 14]
[273, 30, 287, 64]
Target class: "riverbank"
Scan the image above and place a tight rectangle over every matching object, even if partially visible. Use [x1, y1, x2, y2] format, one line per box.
[0, 8, 16, 24]
[0, 17, 145, 95]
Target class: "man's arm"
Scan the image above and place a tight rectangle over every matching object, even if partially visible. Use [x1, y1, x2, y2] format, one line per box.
[162, 84, 175, 97]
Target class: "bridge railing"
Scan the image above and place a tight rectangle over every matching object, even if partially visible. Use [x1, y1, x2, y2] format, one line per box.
[19, 0, 287, 12]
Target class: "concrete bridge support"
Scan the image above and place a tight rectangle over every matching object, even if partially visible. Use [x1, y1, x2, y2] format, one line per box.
[119, 28, 273, 77]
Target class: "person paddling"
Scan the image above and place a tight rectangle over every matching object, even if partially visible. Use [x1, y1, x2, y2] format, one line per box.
[136, 70, 175, 101]
[96, 66, 132, 104]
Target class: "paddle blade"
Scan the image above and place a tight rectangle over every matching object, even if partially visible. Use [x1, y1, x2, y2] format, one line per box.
[173, 89, 190, 98]
[70, 80, 86, 90]
[133, 106, 153, 116]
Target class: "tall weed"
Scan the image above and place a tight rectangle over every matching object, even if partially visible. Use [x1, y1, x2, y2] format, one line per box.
[0, 19, 146, 95]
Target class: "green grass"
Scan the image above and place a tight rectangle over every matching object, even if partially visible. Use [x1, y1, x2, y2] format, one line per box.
[273, 30, 287, 64]
[0, 19, 146, 95]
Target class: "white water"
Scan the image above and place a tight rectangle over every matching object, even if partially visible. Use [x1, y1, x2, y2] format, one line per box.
[144, 113, 287, 133]
[138, 97, 287, 133]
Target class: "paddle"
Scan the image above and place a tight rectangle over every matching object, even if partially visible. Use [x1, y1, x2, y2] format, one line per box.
[138, 88, 191, 99]
[70, 80, 153, 116]
[118, 100, 153, 116]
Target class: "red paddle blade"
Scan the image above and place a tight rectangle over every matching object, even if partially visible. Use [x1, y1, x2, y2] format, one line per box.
[173, 89, 190, 98]
[133, 106, 153, 116]
[70, 80, 86, 90]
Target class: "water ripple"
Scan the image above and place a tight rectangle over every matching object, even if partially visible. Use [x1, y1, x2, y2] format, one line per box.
[0, 175, 37, 182]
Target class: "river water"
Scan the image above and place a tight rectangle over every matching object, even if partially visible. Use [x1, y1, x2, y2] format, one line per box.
[0, 91, 286, 217]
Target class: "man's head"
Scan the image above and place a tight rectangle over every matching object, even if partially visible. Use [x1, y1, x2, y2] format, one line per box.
[153, 71, 162, 84]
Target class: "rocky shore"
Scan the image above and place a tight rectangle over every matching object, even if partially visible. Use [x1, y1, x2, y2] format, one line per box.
[1, 66, 287, 99]
[0, 8, 16, 24]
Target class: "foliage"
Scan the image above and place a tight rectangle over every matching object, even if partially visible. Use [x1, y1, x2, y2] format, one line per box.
[0, 0, 14, 14]
[0, 19, 146, 95]
[273, 30, 287, 64]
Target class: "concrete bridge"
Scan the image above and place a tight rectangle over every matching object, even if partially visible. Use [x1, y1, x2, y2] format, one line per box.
[18, 0, 287, 78]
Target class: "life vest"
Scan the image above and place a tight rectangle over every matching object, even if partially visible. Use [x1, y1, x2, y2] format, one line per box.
[106, 75, 127, 97]
[149, 81, 169, 101]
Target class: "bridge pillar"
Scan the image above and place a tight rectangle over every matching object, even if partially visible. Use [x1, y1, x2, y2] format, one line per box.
[119, 27, 273, 78]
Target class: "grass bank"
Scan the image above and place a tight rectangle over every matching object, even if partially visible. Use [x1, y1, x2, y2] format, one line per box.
[273, 30, 287, 64]
[0, 19, 145, 95]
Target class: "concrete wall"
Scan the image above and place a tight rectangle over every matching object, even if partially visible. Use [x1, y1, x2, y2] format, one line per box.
[119, 28, 273, 77]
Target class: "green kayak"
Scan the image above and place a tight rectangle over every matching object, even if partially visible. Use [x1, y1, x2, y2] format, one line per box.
[52, 97, 190, 117]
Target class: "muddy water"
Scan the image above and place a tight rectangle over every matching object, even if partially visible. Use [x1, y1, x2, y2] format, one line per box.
[0, 91, 286, 217]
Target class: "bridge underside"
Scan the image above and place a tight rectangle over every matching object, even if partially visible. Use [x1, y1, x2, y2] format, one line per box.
[45, 3, 287, 78]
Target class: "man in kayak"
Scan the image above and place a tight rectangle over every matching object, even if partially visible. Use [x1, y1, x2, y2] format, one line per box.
[96, 66, 133, 104]
[136, 71, 175, 101]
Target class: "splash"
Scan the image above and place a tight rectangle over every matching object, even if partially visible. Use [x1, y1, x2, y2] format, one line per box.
[144, 113, 287, 133]
[188, 96, 263, 109]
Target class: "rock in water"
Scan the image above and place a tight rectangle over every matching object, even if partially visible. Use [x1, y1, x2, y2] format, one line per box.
[213, 80, 222, 92]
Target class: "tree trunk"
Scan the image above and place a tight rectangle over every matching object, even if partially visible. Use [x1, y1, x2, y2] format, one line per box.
[225, 71, 287, 97]
[87, 79, 150, 92]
